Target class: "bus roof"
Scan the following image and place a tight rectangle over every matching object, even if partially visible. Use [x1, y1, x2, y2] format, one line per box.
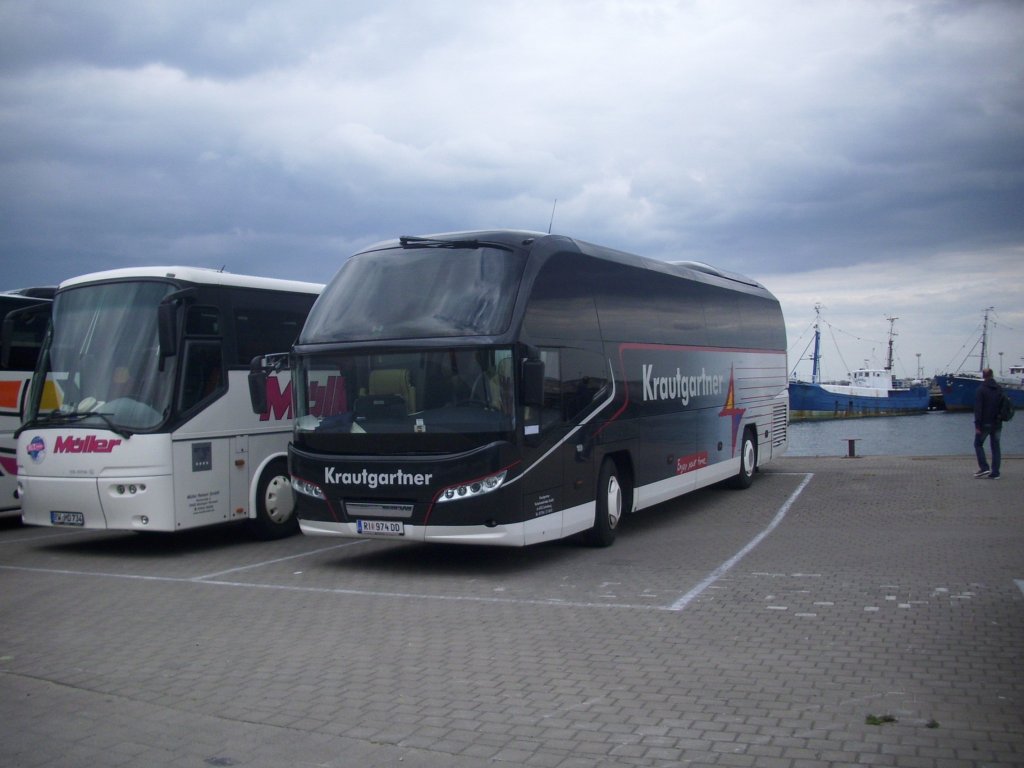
[364, 230, 768, 292]
[1, 286, 56, 299]
[58, 266, 322, 294]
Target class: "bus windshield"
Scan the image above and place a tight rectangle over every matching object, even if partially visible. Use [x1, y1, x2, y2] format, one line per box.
[29, 280, 176, 432]
[296, 347, 516, 449]
[299, 245, 527, 343]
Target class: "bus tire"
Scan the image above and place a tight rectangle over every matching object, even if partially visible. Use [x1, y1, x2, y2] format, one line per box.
[249, 459, 299, 539]
[729, 428, 757, 490]
[584, 459, 624, 547]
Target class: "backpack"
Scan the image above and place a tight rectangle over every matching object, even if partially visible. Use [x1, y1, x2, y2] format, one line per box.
[999, 393, 1015, 422]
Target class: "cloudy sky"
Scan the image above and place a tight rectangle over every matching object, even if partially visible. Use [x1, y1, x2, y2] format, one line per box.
[2, 0, 1022, 379]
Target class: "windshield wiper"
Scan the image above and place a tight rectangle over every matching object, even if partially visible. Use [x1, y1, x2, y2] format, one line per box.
[15, 410, 134, 439]
[84, 412, 134, 439]
[15, 410, 73, 437]
[399, 236, 514, 252]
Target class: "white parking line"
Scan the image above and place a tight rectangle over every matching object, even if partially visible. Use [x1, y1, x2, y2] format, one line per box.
[0, 539, 368, 584]
[0, 563, 664, 611]
[667, 472, 814, 611]
[192, 540, 368, 581]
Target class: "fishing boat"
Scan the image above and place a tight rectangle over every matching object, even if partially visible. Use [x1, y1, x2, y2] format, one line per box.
[789, 307, 929, 421]
[936, 308, 1024, 412]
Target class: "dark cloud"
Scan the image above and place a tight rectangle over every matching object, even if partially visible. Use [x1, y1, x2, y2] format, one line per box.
[0, 1, 390, 78]
[1, 0, 1022, 366]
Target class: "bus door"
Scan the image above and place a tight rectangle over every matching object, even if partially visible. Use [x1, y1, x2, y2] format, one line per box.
[171, 319, 235, 528]
[524, 348, 608, 532]
[172, 436, 230, 529]
[556, 348, 608, 514]
[519, 348, 563, 529]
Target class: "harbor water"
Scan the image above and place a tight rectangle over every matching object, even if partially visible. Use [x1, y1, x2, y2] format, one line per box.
[787, 410, 1024, 457]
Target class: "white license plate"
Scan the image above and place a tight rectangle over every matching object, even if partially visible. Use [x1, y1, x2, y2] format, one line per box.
[51, 511, 85, 527]
[356, 519, 404, 537]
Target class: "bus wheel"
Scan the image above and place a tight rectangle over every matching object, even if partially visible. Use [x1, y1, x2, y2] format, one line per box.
[584, 459, 623, 547]
[729, 428, 757, 490]
[250, 459, 299, 539]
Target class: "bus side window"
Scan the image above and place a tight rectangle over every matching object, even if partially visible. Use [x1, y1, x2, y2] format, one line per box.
[180, 340, 224, 412]
[531, 348, 608, 434]
[234, 308, 307, 366]
[186, 306, 221, 336]
[560, 348, 609, 422]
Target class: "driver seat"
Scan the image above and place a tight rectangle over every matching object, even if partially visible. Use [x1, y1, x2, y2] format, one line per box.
[368, 369, 416, 413]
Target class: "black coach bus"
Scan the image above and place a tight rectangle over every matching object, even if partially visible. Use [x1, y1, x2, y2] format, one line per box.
[251, 230, 789, 547]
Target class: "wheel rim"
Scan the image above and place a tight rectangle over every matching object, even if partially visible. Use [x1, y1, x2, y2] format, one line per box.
[263, 474, 295, 524]
[606, 475, 622, 529]
[742, 438, 755, 477]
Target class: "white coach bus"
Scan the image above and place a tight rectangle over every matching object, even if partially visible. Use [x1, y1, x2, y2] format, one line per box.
[0, 288, 54, 512]
[16, 267, 322, 537]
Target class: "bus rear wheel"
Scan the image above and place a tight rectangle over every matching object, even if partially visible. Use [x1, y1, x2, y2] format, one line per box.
[584, 459, 624, 547]
[249, 459, 299, 539]
[729, 428, 757, 490]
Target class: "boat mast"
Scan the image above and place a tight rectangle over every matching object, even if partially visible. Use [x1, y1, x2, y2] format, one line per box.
[979, 307, 993, 373]
[885, 315, 898, 372]
[811, 303, 822, 384]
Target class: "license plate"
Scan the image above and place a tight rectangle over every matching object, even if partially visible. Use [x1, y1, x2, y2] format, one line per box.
[51, 511, 85, 527]
[356, 519, 404, 536]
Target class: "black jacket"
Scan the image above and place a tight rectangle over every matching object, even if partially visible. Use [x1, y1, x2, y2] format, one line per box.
[974, 377, 1003, 427]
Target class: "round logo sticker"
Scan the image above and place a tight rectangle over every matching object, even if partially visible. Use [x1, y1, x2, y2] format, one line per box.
[26, 435, 46, 463]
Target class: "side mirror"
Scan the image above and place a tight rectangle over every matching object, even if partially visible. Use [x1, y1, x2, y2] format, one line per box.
[248, 356, 268, 414]
[157, 302, 177, 358]
[522, 358, 545, 407]
[157, 287, 198, 359]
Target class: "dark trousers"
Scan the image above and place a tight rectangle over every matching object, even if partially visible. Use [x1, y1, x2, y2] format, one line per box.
[974, 423, 1001, 475]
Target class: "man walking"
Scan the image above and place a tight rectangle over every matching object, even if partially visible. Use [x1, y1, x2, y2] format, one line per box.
[974, 368, 1003, 479]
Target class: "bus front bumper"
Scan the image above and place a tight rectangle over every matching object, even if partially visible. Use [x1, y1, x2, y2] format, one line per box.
[19, 474, 176, 531]
[299, 518, 529, 546]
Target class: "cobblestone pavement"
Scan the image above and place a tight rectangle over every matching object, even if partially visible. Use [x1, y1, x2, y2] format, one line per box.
[0, 455, 1021, 767]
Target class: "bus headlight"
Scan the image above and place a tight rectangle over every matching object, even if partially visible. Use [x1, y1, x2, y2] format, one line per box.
[436, 469, 507, 504]
[291, 476, 325, 500]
